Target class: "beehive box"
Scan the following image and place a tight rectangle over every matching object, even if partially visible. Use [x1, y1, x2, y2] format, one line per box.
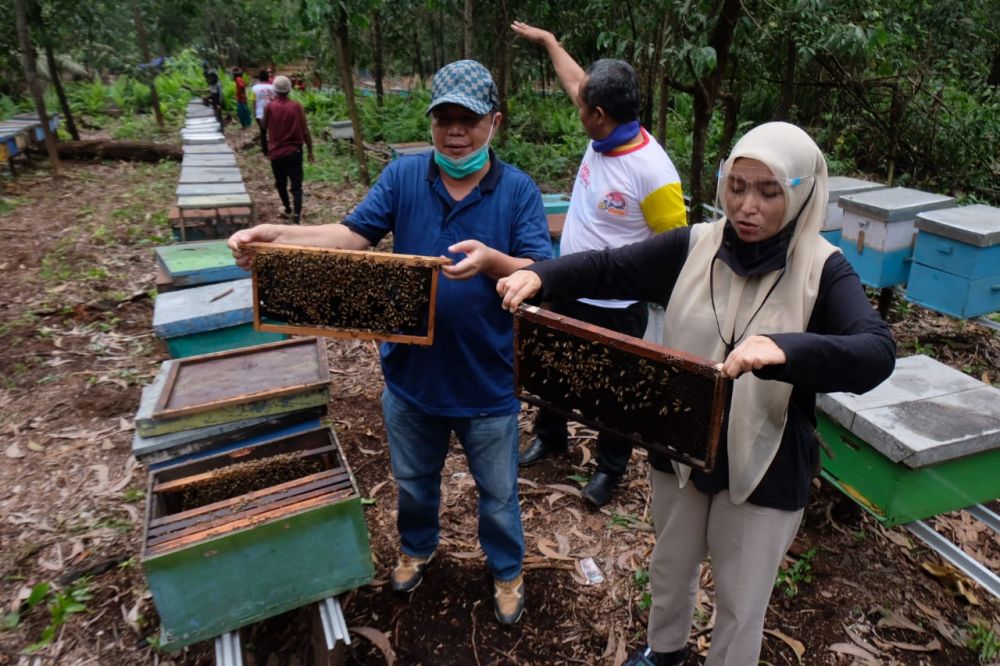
[817, 354, 1000, 527]
[154, 241, 249, 290]
[822, 176, 886, 245]
[905, 204, 1000, 318]
[142, 424, 373, 650]
[329, 120, 354, 139]
[838, 187, 954, 288]
[542, 193, 571, 216]
[547, 213, 566, 258]
[153, 279, 285, 357]
[514, 305, 728, 470]
[389, 141, 433, 159]
[135, 337, 331, 438]
[169, 206, 254, 243]
[249, 243, 451, 345]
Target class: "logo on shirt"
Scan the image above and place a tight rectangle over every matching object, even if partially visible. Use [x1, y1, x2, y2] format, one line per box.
[579, 163, 591, 188]
[598, 191, 628, 216]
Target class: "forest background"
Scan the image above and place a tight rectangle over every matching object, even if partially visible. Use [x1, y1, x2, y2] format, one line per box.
[2, 0, 998, 217]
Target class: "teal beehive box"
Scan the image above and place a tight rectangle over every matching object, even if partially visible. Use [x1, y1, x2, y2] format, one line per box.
[154, 241, 249, 290]
[153, 279, 285, 357]
[817, 354, 1000, 527]
[542, 193, 570, 216]
[906, 204, 1000, 318]
[142, 423, 373, 650]
[838, 187, 954, 288]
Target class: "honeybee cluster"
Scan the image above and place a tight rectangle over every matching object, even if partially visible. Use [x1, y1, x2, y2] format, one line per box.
[179, 452, 324, 511]
[255, 250, 433, 334]
[517, 321, 713, 448]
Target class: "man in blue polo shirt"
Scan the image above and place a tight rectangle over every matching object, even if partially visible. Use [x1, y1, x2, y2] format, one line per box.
[229, 60, 551, 626]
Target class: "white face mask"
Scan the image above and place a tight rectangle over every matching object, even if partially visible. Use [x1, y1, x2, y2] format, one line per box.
[432, 118, 496, 178]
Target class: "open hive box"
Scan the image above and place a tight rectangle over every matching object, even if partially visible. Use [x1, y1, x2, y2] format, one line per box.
[248, 243, 451, 345]
[514, 305, 729, 470]
[142, 424, 373, 650]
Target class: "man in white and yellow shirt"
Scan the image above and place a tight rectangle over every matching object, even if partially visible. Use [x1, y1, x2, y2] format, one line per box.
[512, 21, 687, 507]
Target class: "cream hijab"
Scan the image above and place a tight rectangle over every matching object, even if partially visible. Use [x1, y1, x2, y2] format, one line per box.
[662, 122, 839, 504]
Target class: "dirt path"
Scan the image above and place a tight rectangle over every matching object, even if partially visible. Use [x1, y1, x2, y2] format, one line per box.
[0, 136, 998, 666]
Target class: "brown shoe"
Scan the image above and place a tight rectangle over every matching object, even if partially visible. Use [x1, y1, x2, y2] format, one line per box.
[390, 551, 434, 594]
[493, 573, 525, 625]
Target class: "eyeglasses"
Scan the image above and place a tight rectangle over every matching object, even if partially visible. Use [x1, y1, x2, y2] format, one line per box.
[717, 167, 812, 202]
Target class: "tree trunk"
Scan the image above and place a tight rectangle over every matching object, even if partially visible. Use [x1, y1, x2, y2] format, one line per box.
[656, 75, 670, 146]
[43, 40, 80, 140]
[774, 38, 796, 120]
[494, 0, 511, 145]
[372, 9, 384, 108]
[642, 9, 666, 130]
[13, 0, 60, 175]
[717, 93, 740, 170]
[131, 0, 164, 128]
[988, 47, 1000, 88]
[687, 0, 742, 224]
[330, 7, 370, 186]
[463, 0, 474, 59]
[56, 140, 182, 162]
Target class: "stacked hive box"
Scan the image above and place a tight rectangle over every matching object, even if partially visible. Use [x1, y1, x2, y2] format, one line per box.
[822, 176, 886, 246]
[905, 205, 1000, 319]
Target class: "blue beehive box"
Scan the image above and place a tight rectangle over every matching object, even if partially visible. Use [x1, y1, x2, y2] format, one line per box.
[822, 176, 886, 246]
[152, 279, 286, 358]
[838, 187, 955, 288]
[905, 204, 1000, 318]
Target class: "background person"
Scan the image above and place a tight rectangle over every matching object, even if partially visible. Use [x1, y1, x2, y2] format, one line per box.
[230, 60, 551, 626]
[251, 70, 276, 155]
[232, 68, 252, 129]
[497, 122, 895, 665]
[262, 75, 314, 223]
[511, 21, 687, 507]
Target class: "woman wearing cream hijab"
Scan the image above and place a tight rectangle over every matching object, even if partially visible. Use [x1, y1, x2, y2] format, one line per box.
[498, 122, 895, 665]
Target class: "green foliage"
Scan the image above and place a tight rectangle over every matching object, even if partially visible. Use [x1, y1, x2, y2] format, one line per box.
[633, 568, 653, 611]
[965, 620, 1000, 664]
[774, 547, 816, 598]
[5, 579, 93, 652]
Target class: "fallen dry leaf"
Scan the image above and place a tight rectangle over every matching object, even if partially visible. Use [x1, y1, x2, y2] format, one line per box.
[537, 537, 574, 561]
[828, 642, 879, 664]
[881, 637, 941, 652]
[5, 442, 25, 458]
[877, 607, 924, 633]
[764, 629, 805, 663]
[921, 561, 980, 605]
[349, 626, 396, 665]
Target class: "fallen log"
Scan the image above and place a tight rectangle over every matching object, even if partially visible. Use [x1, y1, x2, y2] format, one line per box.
[55, 140, 182, 162]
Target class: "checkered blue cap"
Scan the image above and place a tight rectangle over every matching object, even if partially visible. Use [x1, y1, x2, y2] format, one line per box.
[427, 60, 498, 116]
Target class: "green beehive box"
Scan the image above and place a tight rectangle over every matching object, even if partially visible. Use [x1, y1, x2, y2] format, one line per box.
[817, 355, 1000, 527]
[142, 424, 373, 650]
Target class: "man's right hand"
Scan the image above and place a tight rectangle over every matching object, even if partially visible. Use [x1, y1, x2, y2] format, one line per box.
[228, 224, 281, 269]
[496, 269, 543, 313]
[511, 21, 556, 47]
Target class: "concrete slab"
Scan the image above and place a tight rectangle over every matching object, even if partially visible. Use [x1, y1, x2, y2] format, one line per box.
[176, 183, 247, 196]
[179, 167, 243, 184]
[182, 135, 226, 146]
[176, 193, 253, 209]
[818, 355, 1000, 467]
[182, 144, 234, 155]
[182, 155, 237, 167]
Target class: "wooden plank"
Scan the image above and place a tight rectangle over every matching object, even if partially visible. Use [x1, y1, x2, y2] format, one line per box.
[152, 337, 330, 419]
[514, 305, 728, 470]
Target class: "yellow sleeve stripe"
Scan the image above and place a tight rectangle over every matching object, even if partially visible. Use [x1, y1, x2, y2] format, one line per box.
[641, 182, 687, 233]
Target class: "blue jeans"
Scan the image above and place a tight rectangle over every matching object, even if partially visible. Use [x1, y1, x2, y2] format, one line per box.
[381, 388, 524, 581]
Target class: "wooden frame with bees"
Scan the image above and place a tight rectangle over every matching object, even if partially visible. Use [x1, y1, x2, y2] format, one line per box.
[247, 242, 451, 345]
[514, 305, 729, 471]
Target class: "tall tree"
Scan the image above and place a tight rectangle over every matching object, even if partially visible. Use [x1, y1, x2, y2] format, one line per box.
[462, 0, 473, 59]
[329, 4, 370, 185]
[13, 0, 61, 174]
[371, 7, 384, 107]
[42, 40, 80, 140]
[130, 0, 164, 128]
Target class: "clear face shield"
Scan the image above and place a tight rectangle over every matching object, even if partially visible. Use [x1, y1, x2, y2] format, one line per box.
[714, 160, 813, 223]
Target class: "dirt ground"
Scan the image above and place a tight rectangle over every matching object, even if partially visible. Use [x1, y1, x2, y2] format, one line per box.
[0, 127, 998, 666]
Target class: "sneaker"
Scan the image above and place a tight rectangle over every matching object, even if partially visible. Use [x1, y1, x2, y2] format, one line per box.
[390, 551, 434, 594]
[623, 645, 689, 666]
[493, 573, 525, 625]
[280, 207, 292, 219]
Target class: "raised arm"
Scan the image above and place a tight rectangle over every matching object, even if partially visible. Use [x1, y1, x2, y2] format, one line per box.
[511, 21, 586, 107]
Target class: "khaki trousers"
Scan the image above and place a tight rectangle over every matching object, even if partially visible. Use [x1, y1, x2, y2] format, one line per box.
[648, 469, 803, 666]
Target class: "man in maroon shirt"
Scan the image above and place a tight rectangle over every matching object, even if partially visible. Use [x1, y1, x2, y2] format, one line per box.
[263, 75, 315, 223]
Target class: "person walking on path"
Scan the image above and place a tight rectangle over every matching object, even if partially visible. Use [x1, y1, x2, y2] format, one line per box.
[233, 68, 252, 129]
[511, 21, 687, 508]
[229, 60, 551, 625]
[263, 75, 314, 224]
[251, 70, 276, 155]
[206, 71, 224, 126]
[498, 122, 895, 665]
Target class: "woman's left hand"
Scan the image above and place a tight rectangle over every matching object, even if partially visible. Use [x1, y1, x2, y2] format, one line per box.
[718, 335, 786, 379]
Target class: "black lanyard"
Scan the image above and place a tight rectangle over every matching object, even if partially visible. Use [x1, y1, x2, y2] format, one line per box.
[709, 256, 787, 356]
